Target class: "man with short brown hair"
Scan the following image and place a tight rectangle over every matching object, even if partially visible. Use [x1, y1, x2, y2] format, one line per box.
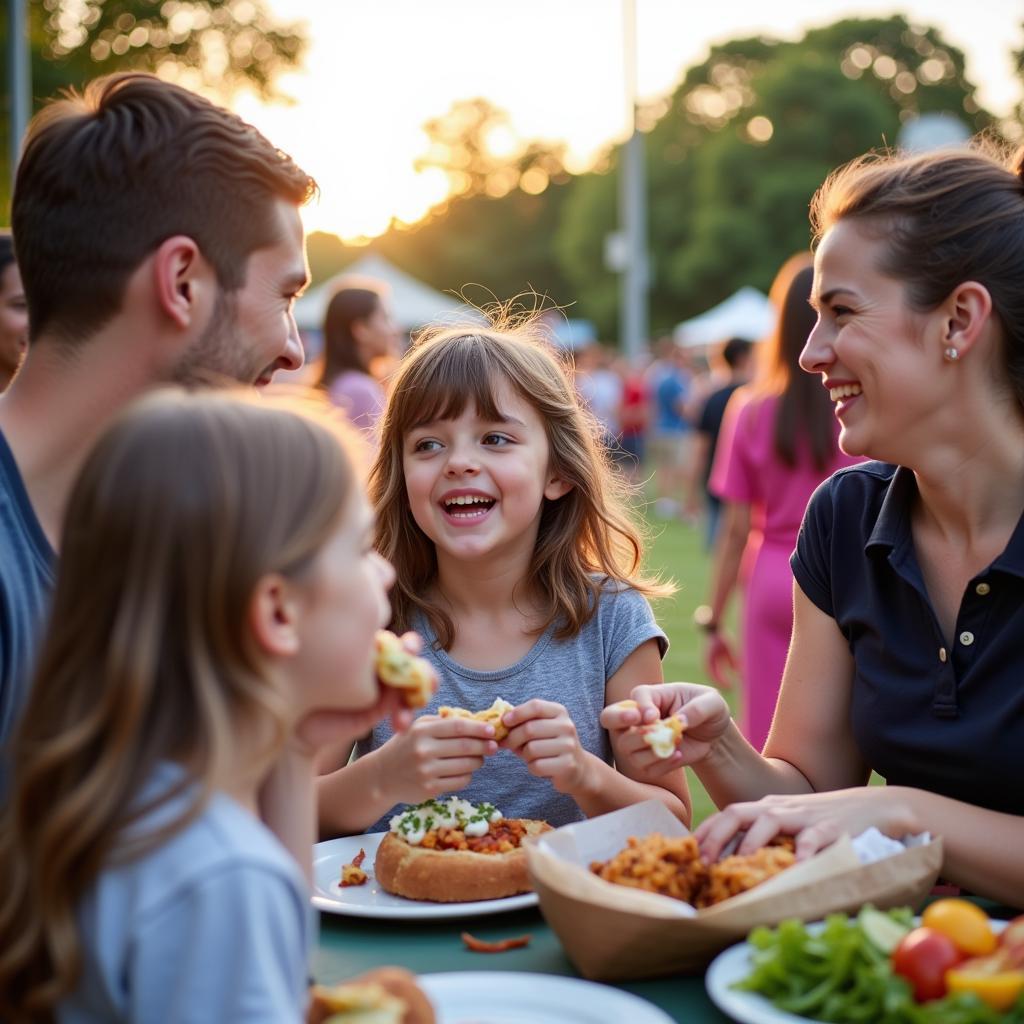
[0, 73, 317, 750]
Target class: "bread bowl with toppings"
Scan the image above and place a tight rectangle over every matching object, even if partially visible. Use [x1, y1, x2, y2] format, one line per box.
[374, 797, 551, 903]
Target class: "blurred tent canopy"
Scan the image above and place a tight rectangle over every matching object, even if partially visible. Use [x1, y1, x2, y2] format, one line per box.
[673, 286, 774, 347]
[294, 253, 482, 333]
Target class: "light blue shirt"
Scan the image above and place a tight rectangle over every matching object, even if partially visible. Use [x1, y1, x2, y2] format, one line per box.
[60, 765, 311, 1024]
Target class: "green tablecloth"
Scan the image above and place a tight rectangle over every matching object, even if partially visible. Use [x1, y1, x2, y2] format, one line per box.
[313, 905, 732, 1023]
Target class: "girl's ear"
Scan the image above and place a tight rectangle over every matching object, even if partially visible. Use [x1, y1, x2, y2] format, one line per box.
[544, 473, 573, 501]
[248, 574, 301, 657]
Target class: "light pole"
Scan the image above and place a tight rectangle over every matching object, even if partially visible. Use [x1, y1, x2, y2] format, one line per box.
[619, 0, 648, 362]
[7, 0, 31, 195]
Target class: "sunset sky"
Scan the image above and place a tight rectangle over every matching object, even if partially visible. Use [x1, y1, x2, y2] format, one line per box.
[232, 1, 1024, 243]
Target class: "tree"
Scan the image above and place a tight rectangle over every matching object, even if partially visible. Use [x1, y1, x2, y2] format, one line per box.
[1, 0, 307, 214]
[367, 98, 576, 310]
[557, 16, 993, 338]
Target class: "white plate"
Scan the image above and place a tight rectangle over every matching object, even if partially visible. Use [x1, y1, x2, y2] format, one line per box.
[312, 833, 539, 919]
[419, 971, 675, 1024]
[705, 916, 1007, 1024]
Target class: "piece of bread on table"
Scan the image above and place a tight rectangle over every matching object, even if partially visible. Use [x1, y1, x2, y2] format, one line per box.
[308, 967, 434, 1024]
[374, 630, 437, 709]
[438, 697, 514, 741]
[375, 797, 551, 903]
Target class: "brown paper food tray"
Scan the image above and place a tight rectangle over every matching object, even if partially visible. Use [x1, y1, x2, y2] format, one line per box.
[526, 800, 943, 981]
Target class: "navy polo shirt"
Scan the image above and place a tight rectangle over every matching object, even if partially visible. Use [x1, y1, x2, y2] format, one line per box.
[792, 461, 1024, 817]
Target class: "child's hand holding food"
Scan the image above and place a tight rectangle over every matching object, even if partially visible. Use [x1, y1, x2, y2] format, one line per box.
[375, 713, 498, 804]
[502, 699, 594, 795]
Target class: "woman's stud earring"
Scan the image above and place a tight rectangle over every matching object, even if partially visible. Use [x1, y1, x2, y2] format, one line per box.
[944, 346, 960, 362]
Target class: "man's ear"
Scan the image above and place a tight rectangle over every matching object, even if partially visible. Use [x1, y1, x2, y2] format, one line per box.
[151, 235, 213, 330]
[942, 280, 993, 359]
[248, 574, 301, 658]
[544, 473, 574, 502]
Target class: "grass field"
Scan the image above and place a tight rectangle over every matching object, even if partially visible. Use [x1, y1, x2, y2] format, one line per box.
[640, 510, 738, 827]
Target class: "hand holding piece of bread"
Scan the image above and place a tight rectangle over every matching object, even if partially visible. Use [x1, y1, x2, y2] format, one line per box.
[438, 697, 514, 741]
[615, 699, 685, 758]
[375, 630, 438, 709]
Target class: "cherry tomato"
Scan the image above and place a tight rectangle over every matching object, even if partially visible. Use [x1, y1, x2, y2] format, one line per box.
[922, 899, 997, 956]
[891, 927, 963, 1002]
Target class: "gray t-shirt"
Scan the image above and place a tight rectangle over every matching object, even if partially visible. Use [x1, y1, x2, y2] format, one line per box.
[0, 428, 56, 760]
[356, 584, 666, 831]
[60, 764, 311, 1024]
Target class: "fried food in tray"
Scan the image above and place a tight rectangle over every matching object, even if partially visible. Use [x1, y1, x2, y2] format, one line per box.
[590, 833, 795, 908]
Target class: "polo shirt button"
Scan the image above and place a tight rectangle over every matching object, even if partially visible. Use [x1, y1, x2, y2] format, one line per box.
[975, 582, 991, 596]
[959, 631, 975, 646]
[939, 647, 947, 662]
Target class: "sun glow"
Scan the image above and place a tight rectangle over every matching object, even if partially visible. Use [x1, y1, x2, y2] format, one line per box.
[233, 0, 1021, 245]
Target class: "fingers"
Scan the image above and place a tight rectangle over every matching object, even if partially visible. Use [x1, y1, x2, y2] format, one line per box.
[502, 703, 577, 754]
[600, 701, 644, 731]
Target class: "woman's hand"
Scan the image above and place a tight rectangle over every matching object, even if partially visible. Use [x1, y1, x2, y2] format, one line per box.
[704, 631, 739, 691]
[600, 682, 732, 775]
[374, 714, 497, 805]
[502, 699, 592, 794]
[694, 787, 916, 863]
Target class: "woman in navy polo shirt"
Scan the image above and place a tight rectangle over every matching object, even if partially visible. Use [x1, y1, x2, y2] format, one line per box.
[604, 143, 1024, 905]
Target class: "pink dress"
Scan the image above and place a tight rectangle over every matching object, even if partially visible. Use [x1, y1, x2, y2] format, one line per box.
[710, 392, 861, 751]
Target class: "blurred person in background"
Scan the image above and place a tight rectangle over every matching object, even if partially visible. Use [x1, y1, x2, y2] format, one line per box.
[647, 339, 696, 519]
[690, 337, 754, 548]
[317, 281, 401, 441]
[617, 354, 650, 481]
[0, 232, 28, 392]
[574, 341, 624, 462]
[697, 254, 861, 748]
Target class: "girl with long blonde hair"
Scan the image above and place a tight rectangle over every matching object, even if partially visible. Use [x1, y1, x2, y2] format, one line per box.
[0, 390, 400, 1022]
[318, 317, 690, 836]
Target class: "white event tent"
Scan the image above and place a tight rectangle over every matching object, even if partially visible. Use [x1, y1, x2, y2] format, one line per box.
[294, 253, 481, 334]
[672, 287, 775, 348]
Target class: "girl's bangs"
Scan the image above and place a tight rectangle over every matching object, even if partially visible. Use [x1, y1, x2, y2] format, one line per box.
[399, 337, 513, 429]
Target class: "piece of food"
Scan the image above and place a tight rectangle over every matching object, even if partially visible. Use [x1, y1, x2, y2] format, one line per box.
[698, 838, 796, 907]
[891, 927, 963, 1002]
[858, 904, 911, 954]
[736, 909, 921, 1020]
[375, 797, 551, 903]
[590, 833, 794, 908]
[946, 951, 1024, 1012]
[921, 897, 997, 957]
[438, 697, 514, 741]
[340, 848, 368, 887]
[640, 715, 685, 758]
[590, 833, 708, 903]
[308, 967, 435, 1024]
[611, 699, 684, 758]
[460, 931, 532, 953]
[374, 630, 438, 709]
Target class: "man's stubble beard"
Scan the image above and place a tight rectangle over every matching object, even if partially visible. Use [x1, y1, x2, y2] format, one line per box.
[171, 290, 255, 388]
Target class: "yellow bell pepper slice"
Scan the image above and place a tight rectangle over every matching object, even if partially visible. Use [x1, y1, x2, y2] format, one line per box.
[946, 957, 1024, 1012]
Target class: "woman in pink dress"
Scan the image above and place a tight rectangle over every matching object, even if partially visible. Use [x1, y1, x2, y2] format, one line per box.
[700, 254, 860, 750]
